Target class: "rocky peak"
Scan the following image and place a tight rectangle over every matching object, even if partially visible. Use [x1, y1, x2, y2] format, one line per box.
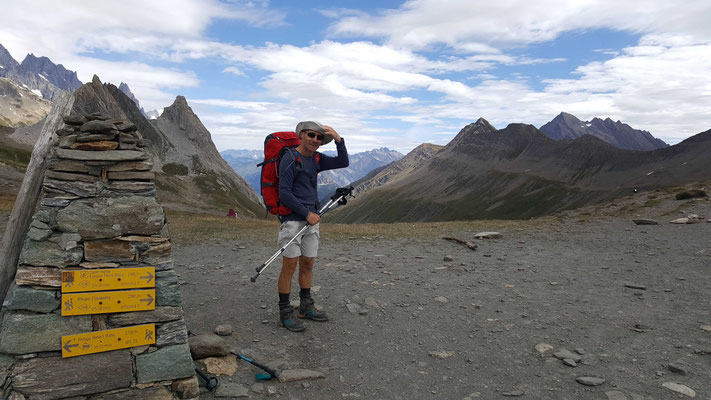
[0, 42, 81, 100]
[541, 112, 667, 150]
[157, 95, 221, 159]
[118, 82, 151, 119]
[159, 96, 203, 137]
[20, 53, 81, 91]
[0, 43, 20, 71]
[445, 117, 498, 150]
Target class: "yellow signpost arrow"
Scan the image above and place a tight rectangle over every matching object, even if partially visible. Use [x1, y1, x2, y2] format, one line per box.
[61, 324, 156, 358]
[61, 289, 156, 316]
[62, 267, 155, 293]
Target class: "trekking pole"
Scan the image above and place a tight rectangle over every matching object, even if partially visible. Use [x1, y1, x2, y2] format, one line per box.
[231, 351, 281, 379]
[250, 186, 354, 282]
[194, 367, 220, 391]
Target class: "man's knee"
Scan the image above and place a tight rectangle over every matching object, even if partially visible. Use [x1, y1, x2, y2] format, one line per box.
[299, 256, 314, 270]
[282, 257, 299, 273]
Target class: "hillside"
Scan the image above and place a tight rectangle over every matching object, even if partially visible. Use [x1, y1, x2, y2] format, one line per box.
[331, 118, 711, 223]
[0, 77, 52, 127]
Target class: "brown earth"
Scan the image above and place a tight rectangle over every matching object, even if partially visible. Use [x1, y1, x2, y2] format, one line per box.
[171, 189, 711, 399]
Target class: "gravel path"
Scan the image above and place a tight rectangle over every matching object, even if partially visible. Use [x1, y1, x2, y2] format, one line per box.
[174, 198, 711, 399]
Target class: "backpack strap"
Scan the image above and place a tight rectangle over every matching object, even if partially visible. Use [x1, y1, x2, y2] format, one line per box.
[257, 157, 277, 167]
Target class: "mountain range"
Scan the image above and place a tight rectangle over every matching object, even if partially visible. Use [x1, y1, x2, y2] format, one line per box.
[540, 112, 668, 150]
[330, 118, 710, 223]
[220, 147, 404, 202]
[0, 43, 81, 101]
[1, 43, 705, 223]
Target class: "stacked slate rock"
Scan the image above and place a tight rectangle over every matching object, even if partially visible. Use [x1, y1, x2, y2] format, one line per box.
[0, 113, 199, 400]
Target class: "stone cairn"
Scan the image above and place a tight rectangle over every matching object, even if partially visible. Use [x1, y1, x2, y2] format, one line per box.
[0, 113, 198, 399]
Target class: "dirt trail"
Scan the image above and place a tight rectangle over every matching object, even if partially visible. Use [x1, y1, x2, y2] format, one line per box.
[175, 196, 711, 399]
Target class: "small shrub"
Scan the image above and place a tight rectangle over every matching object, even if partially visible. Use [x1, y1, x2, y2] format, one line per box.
[675, 189, 707, 200]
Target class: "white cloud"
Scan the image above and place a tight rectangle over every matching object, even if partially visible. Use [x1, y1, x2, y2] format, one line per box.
[329, 0, 711, 50]
[64, 57, 200, 112]
[222, 66, 246, 76]
[2, 0, 710, 153]
[0, 0, 284, 111]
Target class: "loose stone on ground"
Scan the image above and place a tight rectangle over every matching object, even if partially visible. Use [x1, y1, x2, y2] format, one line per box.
[428, 350, 455, 359]
[575, 376, 606, 386]
[277, 369, 326, 383]
[661, 382, 696, 397]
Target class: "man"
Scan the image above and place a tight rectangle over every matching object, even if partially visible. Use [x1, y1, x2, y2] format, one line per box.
[276, 121, 349, 332]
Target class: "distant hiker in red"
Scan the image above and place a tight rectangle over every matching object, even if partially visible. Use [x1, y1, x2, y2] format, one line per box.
[276, 121, 348, 332]
[226, 209, 236, 218]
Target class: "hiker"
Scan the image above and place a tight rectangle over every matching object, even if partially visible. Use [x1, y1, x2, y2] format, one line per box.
[226, 209, 236, 218]
[276, 121, 348, 331]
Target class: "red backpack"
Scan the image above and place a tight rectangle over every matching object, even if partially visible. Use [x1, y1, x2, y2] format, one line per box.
[258, 131, 320, 215]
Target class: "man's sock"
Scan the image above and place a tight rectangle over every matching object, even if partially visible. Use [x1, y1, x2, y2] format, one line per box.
[299, 288, 311, 299]
[278, 293, 290, 310]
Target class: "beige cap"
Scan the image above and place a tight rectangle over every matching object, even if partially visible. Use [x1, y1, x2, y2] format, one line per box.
[295, 121, 332, 145]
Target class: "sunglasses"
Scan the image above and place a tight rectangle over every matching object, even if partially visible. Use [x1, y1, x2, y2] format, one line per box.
[305, 131, 325, 141]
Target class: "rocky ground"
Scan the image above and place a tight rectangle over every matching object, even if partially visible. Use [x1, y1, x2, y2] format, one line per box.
[173, 192, 711, 399]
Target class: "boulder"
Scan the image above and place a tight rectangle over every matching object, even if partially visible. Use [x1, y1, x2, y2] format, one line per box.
[188, 334, 230, 359]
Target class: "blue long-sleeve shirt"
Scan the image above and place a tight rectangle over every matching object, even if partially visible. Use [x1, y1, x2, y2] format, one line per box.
[278, 139, 349, 221]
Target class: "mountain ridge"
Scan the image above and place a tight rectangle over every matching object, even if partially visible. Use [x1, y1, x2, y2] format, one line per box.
[0, 43, 81, 101]
[540, 112, 668, 150]
[330, 118, 710, 223]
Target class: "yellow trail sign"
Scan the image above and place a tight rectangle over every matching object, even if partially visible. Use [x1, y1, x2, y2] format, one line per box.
[61, 289, 156, 316]
[61, 324, 155, 358]
[62, 267, 155, 293]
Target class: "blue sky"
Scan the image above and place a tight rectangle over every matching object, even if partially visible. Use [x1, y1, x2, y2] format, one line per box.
[1, 0, 710, 153]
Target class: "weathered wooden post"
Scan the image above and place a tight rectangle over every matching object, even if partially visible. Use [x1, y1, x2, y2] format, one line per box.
[0, 92, 75, 303]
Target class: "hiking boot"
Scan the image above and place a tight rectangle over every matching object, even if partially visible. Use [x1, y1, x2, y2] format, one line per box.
[298, 297, 329, 321]
[279, 306, 306, 332]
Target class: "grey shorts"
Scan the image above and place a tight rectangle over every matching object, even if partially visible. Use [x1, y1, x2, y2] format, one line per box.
[277, 220, 320, 258]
